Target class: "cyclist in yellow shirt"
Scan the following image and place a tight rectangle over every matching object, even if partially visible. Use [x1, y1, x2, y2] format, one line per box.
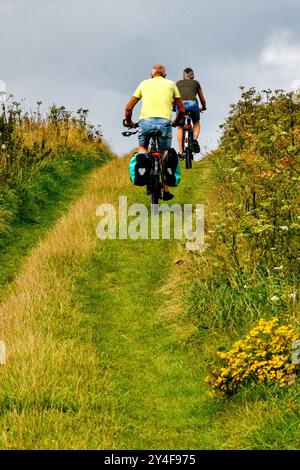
[125, 64, 185, 155]
[124, 64, 185, 200]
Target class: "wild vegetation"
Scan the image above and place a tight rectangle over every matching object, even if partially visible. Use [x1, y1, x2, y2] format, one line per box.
[0, 100, 112, 294]
[0, 100, 111, 242]
[189, 88, 299, 407]
[206, 317, 299, 397]
[0, 88, 299, 449]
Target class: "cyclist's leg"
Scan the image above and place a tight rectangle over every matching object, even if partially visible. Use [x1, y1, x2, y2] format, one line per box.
[138, 119, 151, 153]
[190, 103, 200, 139]
[177, 127, 183, 154]
[138, 144, 148, 153]
[156, 119, 172, 152]
[193, 120, 201, 140]
[191, 106, 201, 152]
[156, 119, 174, 199]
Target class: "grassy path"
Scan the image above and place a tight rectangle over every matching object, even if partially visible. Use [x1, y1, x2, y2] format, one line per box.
[77, 226, 204, 448]
[0, 154, 215, 449]
[75, 157, 214, 448]
[1, 154, 285, 449]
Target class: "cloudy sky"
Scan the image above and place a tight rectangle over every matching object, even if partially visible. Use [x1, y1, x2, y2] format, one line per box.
[0, 0, 299, 154]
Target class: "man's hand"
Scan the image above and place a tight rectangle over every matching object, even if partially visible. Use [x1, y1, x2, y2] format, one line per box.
[200, 106, 207, 112]
[172, 119, 181, 127]
[124, 119, 137, 128]
[125, 96, 140, 128]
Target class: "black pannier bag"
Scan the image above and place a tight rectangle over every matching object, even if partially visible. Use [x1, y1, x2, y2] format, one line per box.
[129, 153, 151, 186]
[163, 148, 181, 187]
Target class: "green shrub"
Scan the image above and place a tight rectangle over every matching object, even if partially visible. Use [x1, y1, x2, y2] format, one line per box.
[205, 317, 299, 398]
[189, 87, 299, 337]
[0, 100, 111, 245]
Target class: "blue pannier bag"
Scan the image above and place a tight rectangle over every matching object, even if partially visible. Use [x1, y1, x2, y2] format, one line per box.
[129, 153, 151, 186]
[163, 148, 181, 187]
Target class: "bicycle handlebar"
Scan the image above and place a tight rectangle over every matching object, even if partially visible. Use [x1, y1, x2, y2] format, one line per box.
[123, 119, 138, 129]
[122, 120, 174, 136]
[122, 130, 138, 137]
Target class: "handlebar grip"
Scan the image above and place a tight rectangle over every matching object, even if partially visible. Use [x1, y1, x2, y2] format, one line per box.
[123, 119, 138, 129]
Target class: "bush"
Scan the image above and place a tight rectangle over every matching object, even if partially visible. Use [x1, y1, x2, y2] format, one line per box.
[214, 88, 299, 279]
[0, 100, 112, 242]
[189, 87, 299, 336]
[205, 317, 299, 398]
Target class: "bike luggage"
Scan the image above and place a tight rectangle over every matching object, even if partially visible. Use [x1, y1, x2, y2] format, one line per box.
[129, 153, 151, 186]
[163, 148, 181, 187]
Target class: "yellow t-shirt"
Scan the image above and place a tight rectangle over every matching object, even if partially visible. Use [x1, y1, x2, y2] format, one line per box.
[133, 76, 180, 121]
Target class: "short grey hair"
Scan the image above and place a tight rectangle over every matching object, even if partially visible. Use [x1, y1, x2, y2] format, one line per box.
[152, 64, 166, 77]
[183, 68, 194, 79]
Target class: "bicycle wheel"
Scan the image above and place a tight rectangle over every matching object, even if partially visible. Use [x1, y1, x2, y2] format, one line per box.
[185, 148, 192, 169]
[150, 175, 161, 214]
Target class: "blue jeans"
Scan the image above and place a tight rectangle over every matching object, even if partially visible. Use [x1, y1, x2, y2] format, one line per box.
[182, 101, 200, 124]
[138, 118, 172, 150]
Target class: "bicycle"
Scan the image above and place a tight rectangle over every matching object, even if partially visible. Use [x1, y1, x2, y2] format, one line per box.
[181, 111, 194, 170]
[180, 109, 205, 170]
[122, 120, 172, 209]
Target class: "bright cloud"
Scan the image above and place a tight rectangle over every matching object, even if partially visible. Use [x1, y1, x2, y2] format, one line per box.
[260, 32, 300, 81]
[1, 1, 299, 155]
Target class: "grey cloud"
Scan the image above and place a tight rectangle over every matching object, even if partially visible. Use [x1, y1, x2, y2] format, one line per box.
[0, 0, 299, 154]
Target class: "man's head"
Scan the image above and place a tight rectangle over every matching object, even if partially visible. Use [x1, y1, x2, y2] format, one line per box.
[183, 67, 194, 79]
[151, 64, 166, 78]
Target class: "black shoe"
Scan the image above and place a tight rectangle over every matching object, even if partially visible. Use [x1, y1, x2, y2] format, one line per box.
[162, 191, 174, 201]
[178, 153, 184, 161]
[192, 140, 200, 153]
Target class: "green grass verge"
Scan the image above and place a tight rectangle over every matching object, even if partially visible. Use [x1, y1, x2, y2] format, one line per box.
[0, 155, 298, 449]
[73, 160, 214, 449]
[0, 150, 110, 299]
[74, 159, 299, 449]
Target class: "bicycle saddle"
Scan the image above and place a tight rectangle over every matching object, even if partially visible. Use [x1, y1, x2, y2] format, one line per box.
[148, 130, 162, 138]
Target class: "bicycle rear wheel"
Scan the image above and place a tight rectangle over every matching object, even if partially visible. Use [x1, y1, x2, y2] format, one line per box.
[150, 175, 161, 214]
[151, 190, 159, 206]
[185, 148, 192, 169]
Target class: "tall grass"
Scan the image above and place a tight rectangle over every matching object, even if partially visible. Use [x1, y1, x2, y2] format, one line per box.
[0, 101, 107, 181]
[184, 89, 300, 445]
[0, 100, 113, 241]
[0, 156, 132, 449]
[188, 88, 299, 336]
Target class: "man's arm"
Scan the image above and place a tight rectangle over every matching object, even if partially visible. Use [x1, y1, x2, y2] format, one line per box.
[198, 88, 207, 110]
[125, 96, 140, 126]
[172, 97, 185, 126]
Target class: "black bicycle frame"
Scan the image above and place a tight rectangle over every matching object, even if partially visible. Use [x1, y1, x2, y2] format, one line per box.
[182, 113, 193, 151]
[122, 121, 171, 204]
[182, 112, 193, 169]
